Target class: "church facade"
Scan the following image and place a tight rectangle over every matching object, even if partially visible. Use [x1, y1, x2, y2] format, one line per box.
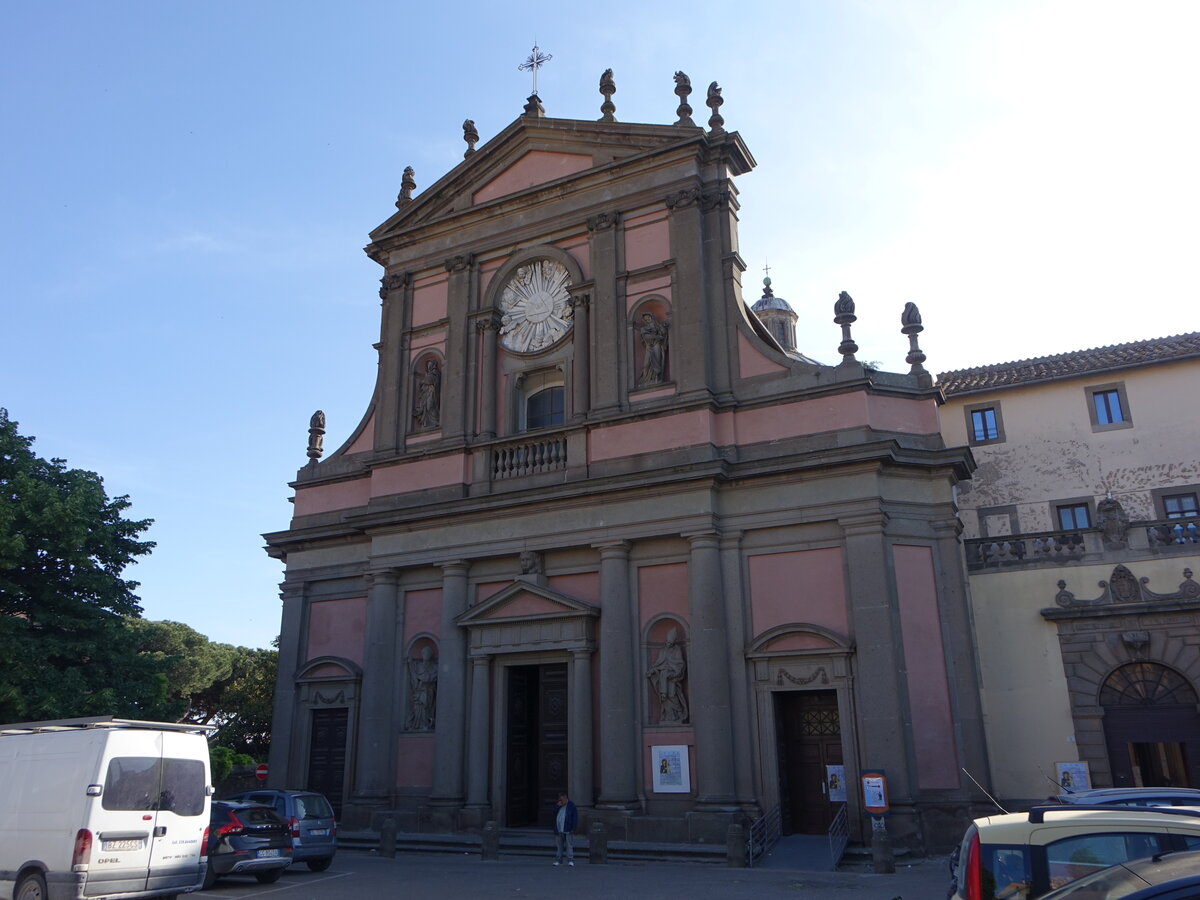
[263, 75, 990, 852]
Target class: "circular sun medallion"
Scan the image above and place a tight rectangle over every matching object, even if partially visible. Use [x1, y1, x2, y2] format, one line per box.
[498, 259, 573, 353]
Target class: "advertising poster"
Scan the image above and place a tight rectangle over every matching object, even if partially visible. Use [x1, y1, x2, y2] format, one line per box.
[651, 745, 690, 793]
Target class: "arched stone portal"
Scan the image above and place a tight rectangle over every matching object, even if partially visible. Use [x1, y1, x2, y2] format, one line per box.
[1101, 662, 1200, 788]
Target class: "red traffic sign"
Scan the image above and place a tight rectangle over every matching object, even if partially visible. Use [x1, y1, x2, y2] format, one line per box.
[255, 763, 269, 781]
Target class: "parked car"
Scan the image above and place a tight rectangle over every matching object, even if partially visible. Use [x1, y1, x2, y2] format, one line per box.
[1052, 787, 1200, 808]
[948, 805, 1200, 900]
[1039, 848, 1200, 899]
[204, 801, 293, 888]
[226, 789, 337, 871]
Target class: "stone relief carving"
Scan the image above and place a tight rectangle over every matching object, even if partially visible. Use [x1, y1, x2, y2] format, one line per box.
[637, 312, 669, 385]
[647, 627, 688, 725]
[498, 259, 574, 353]
[405, 645, 438, 731]
[777, 666, 830, 687]
[413, 358, 442, 430]
[519, 550, 544, 575]
[1096, 495, 1130, 549]
[1054, 566, 1199, 608]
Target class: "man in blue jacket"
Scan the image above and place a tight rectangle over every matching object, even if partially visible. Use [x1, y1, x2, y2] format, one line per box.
[553, 792, 578, 866]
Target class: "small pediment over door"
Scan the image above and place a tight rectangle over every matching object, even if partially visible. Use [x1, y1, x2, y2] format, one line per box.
[456, 580, 598, 655]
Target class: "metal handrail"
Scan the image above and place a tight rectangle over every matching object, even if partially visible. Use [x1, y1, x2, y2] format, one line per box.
[747, 805, 781, 867]
[828, 802, 849, 869]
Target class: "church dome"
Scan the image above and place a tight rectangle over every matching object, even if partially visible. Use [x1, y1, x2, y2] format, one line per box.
[751, 277, 795, 315]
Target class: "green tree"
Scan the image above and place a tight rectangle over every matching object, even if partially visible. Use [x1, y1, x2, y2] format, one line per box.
[0, 409, 164, 722]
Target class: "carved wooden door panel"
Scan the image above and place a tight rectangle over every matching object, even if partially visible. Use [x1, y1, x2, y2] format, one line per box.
[506, 666, 537, 826]
[307, 708, 348, 818]
[537, 663, 568, 828]
[777, 690, 842, 835]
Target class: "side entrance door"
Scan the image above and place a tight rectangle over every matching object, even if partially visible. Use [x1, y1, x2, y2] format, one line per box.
[505, 663, 568, 827]
[307, 708, 348, 818]
[776, 690, 843, 835]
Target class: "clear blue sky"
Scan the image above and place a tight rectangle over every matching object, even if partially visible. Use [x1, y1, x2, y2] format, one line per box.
[4, 1, 1198, 649]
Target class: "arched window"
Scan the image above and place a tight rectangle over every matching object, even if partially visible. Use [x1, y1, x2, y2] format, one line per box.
[1100, 663, 1198, 707]
[517, 369, 566, 431]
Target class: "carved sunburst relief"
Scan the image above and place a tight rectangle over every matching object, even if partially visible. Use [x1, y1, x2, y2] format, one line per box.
[498, 259, 573, 353]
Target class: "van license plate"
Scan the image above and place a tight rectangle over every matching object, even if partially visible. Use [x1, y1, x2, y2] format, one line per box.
[102, 839, 144, 851]
[257, 849, 280, 858]
[309, 829, 328, 836]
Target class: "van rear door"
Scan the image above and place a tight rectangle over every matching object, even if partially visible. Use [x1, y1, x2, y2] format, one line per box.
[145, 731, 208, 894]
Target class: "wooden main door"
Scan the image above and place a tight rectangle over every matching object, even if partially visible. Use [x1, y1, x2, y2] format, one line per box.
[307, 707, 348, 817]
[776, 690, 843, 835]
[505, 663, 568, 827]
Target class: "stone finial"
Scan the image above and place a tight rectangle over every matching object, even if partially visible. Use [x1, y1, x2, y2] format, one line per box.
[307, 410, 326, 461]
[463, 119, 479, 158]
[523, 94, 545, 118]
[706, 81, 725, 134]
[901, 301, 928, 377]
[598, 68, 617, 122]
[673, 71, 695, 126]
[834, 291, 858, 362]
[395, 166, 416, 209]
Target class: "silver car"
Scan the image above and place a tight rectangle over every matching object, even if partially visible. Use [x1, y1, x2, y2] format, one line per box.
[1053, 787, 1200, 808]
[228, 789, 337, 871]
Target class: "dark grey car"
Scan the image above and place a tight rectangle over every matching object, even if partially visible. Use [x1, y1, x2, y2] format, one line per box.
[228, 789, 337, 871]
[204, 801, 293, 888]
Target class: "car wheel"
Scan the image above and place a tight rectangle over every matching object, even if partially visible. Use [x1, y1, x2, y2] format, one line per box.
[255, 868, 284, 884]
[306, 857, 333, 872]
[16, 873, 47, 900]
[202, 861, 219, 890]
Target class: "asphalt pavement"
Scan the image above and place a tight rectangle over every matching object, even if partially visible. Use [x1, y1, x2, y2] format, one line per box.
[201, 850, 952, 900]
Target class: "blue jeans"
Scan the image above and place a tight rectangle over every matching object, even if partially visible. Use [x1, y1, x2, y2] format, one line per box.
[554, 831, 574, 862]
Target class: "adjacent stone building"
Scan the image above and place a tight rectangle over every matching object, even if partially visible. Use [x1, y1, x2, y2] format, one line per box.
[263, 75, 990, 852]
[939, 333, 1200, 806]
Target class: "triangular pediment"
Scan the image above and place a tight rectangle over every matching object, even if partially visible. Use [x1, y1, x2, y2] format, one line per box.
[456, 579, 599, 627]
[369, 115, 712, 242]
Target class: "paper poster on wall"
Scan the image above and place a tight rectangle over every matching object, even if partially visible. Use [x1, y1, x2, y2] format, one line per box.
[651, 745, 690, 793]
[1056, 761, 1091, 792]
[826, 765, 846, 802]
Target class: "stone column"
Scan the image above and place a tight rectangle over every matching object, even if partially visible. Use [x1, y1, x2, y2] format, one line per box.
[685, 531, 736, 806]
[596, 541, 638, 808]
[719, 532, 756, 808]
[476, 313, 500, 439]
[570, 648, 595, 807]
[354, 570, 401, 803]
[466, 654, 492, 811]
[431, 561, 469, 810]
[569, 291, 591, 420]
[269, 580, 305, 789]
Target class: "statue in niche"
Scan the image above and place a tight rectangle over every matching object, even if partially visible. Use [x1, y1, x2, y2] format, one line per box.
[637, 312, 669, 385]
[414, 358, 442, 429]
[647, 627, 688, 724]
[405, 645, 438, 731]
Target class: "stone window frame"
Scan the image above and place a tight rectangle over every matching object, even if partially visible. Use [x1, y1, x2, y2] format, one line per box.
[1150, 484, 1200, 520]
[1085, 381, 1133, 432]
[977, 504, 1021, 538]
[1050, 496, 1095, 532]
[963, 400, 1006, 446]
[514, 366, 568, 433]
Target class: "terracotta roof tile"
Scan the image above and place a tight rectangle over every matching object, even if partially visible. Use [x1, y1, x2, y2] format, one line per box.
[937, 332, 1200, 396]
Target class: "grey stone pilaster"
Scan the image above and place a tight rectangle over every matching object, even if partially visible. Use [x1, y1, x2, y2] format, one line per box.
[476, 314, 500, 438]
[375, 273, 411, 452]
[355, 570, 400, 800]
[569, 291, 591, 420]
[665, 191, 709, 399]
[466, 654, 491, 808]
[570, 648, 595, 807]
[719, 532, 757, 808]
[431, 561, 469, 806]
[442, 257, 473, 441]
[587, 215, 622, 412]
[596, 541, 638, 807]
[685, 531, 736, 805]
[269, 580, 305, 789]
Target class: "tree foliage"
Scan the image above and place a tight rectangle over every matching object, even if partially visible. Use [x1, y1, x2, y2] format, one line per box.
[0, 408, 166, 722]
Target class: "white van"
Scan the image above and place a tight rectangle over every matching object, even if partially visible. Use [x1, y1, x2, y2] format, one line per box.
[0, 717, 214, 900]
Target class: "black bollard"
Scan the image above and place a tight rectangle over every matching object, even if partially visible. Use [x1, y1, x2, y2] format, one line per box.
[588, 821, 607, 865]
[481, 820, 500, 861]
[871, 816, 895, 874]
[726, 822, 747, 867]
[379, 816, 397, 859]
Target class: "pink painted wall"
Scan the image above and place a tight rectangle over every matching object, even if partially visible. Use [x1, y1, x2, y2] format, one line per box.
[478, 258, 504, 298]
[554, 235, 591, 281]
[638, 562, 689, 628]
[867, 394, 940, 434]
[293, 477, 371, 517]
[472, 151, 593, 204]
[893, 544, 959, 789]
[749, 548, 849, 638]
[371, 454, 465, 498]
[624, 212, 670, 272]
[625, 279, 672, 314]
[306, 597, 366, 666]
[475, 581, 510, 606]
[759, 632, 841, 652]
[495, 591, 561, 618]
[590, 409, 713, 462]
[548, 572, 599, 605]
[403, 588, 442, 644]
[344, 415, 375, 455]
[738, 331, 789, 378]
[396, 734, 434, 788]
[411, 275, 448, 328]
